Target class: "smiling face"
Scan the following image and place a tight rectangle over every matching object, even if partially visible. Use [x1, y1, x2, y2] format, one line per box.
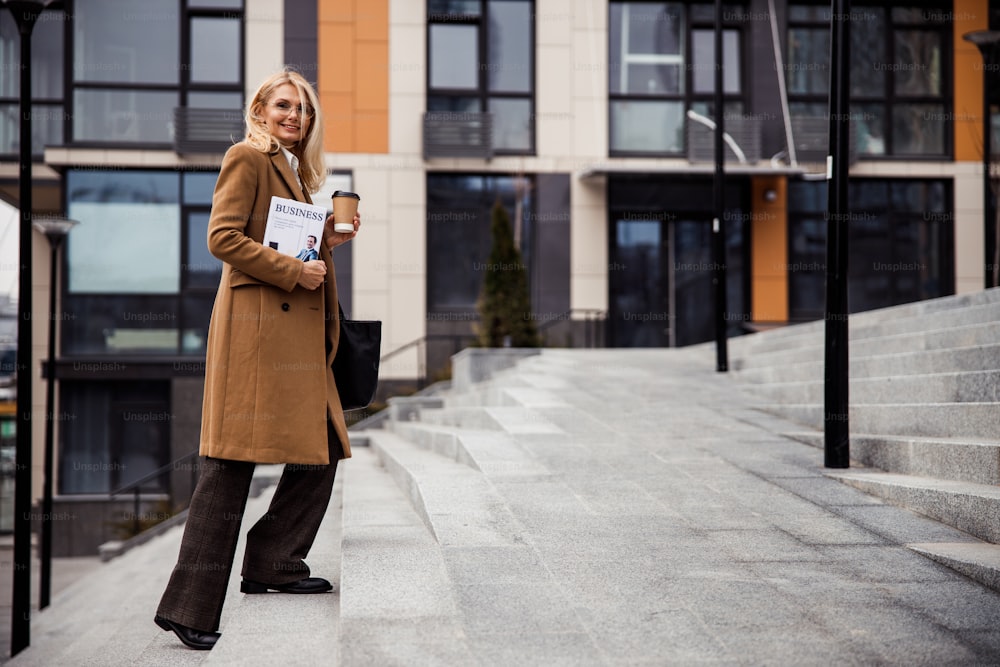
[263, 83, 310, 147]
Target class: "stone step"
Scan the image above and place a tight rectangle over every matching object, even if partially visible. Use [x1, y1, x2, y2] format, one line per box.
[908, 542, 1000, 593]
[365, 430, 527, 548]
[387, 421, 551, 478]
[760, 402, 1000, 439]
[732, 343, 1000, 384]
[730, 289, 1000, 356]
[751, 370, 1000, 405]
[732, 321, 1000, 370]
[828, 469, 1000, 546]
[337, 446, 473, 664]
[787, 431, 1000, 486]
[416, 405, 566, 437]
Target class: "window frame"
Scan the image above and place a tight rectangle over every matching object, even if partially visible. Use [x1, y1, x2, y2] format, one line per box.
[67, 0, 245, 149]
[786, 1, 953, 160]
[607, 1, 747, 158]
[61, 167, 222, 357]
[425, 0, 537, 156]
[0, 3, 67, 158]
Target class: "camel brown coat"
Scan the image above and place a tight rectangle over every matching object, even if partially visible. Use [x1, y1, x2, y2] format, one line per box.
[198, 142, 351, 464]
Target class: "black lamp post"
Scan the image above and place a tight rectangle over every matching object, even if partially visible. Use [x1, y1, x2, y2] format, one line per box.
[2, 0, 56, 656]
[32, 216, 77, 611]
[962, 31, 1000, 289]
[824, 0, 851, 469]
[712, 0, 728, 372]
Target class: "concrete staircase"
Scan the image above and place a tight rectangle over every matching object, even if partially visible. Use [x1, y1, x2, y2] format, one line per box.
[724, 287, 1000, 589]
[11, 341, 1000, 664]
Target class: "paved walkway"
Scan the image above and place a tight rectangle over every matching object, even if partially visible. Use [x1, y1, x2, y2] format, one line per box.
[0, 537, 102, 663]
[1, 347, 1000, 665]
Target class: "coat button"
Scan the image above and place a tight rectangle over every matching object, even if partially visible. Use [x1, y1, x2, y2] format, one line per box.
[281, 303, 290, 311]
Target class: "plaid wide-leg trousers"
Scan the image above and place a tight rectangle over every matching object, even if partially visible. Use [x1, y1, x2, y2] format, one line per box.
[156, 424, 342, 632]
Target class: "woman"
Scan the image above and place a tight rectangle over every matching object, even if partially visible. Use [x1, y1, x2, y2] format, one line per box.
[154, 69, 360, 651]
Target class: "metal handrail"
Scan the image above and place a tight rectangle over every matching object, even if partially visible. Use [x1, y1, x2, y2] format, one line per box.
[109, 449, 200, 536]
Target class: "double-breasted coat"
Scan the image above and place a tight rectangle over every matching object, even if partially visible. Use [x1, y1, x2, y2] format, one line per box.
[199, 142, 351, 465]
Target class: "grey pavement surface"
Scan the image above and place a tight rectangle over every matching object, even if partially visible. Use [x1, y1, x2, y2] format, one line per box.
[349, 348, 1000, 665]
[3, 345, 1000, 665]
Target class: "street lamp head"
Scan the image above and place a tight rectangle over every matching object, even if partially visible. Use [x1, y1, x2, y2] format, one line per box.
[32, 216, 79, 244]
[0, 0, 56, 10]
[0, 0, 55, 32]
[964, 31, 1000, 55]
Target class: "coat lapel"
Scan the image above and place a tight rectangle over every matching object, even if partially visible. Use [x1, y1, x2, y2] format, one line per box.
[269, 150, 308, 203]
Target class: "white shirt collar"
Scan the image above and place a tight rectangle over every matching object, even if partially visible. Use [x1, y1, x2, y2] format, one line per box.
[279, 146, 301, 190]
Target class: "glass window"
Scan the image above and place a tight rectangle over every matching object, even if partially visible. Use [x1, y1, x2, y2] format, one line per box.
[489, 97, 532, 151]
[788, 2, 950, 158]
[185, 212, 223, 289]
[0, 104, 65, 155]
[0, 9, 65, 98]
[787, 179, 953, 320]
[67, 171, 181, 294]
[74, 0, 179, 84]
[429, 25, 479, 90]
[691, 30, 740, 95]
[189, 0, 243, 7]
[427, 174, 533, 312]
[0, 8, 65, 157]
[427, 0, 535, 156]
[893, 30, 940, 96]
[183, 172, 218, 205]
[59, 381, 170, 494]
[609, 1, 744, 156]
[488, 1, 532, 93]
[190, 17, 241, 84]
[610, 100, 685, 153]
[786, 28, 828, 95]
[63, 0, 243, 146]
[849, 8, 885, 98]
[428, 0, 481, 16]
[73, 89, 178, 143]
[187, 91, 243, 109]
[609, 3, 684, 96]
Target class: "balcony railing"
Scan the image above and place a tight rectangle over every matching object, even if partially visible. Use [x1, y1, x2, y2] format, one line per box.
[686, 112, 763, 164]
[423, 111, 493, 160]
[173, 107, 245, 155]
[789, 116, 858, 164]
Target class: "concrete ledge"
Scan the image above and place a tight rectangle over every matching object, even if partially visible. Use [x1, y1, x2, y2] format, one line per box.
[789, 431, 1000, 486]
[367, 430, 526, 548]
[909, 542, 1000, 593]
[828, 470, 1000, 544]
[451, 348, 540, 392]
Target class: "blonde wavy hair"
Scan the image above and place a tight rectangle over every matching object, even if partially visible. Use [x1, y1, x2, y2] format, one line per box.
[244, 69, 325, 194]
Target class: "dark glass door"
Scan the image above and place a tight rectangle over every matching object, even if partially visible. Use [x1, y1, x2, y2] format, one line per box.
[609, 217, 670, 347]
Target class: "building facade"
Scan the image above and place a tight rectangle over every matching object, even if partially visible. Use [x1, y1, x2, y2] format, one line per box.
[0, 0, 996, 553]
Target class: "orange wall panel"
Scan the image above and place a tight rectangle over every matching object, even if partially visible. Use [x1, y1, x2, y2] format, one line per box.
[355, 110, 389, 153]
[318, 0, 388, 153]
[322, 92, 357, 153]
[355, 42, 389, 110]
[319, 24, 356, 94]
[954, 0, 989, 162]
[355, 0, 389, 41]
[750, 176, 788, 323]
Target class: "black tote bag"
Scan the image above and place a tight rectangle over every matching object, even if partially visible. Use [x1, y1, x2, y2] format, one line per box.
[332, 304, 381, 411]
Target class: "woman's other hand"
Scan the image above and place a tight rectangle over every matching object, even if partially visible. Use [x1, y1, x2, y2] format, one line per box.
[325, 212, 361, 251]
[297, 259, 327, 290]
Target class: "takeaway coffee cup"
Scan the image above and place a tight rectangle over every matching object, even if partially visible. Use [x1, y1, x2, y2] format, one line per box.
[332, 191, 360, 233]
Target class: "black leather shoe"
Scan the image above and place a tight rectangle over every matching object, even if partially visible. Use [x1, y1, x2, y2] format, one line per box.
[154, 615, 220, 651]
[240, 576, 333, 594]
